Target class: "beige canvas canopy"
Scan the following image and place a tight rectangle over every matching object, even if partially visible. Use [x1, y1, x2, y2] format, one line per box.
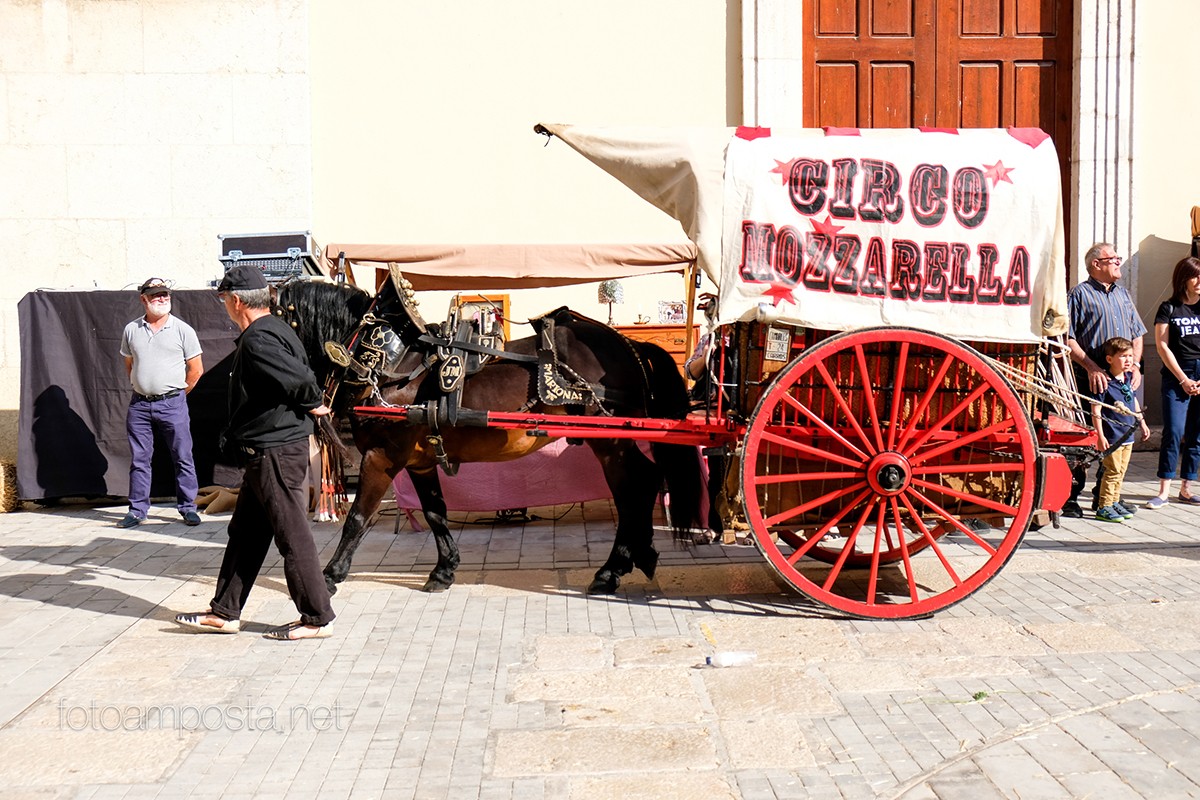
[536, 123, 1069, 343]
[320, 242, 697, 291]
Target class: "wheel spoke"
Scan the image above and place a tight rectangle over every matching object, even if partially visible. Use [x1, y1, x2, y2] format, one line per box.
[854, 344, 887, 453]
[780, 392, 871, 461]
[889, 498, 921, 603]
[783, 487, 876, 565]
[866, 502, 887, 604]
[910, 476, 1019, 516]
[911, 462, 1027, 476]
[886, 341, 909, 451]
[906, 486, 1000, 554]
[753, 469, 862, 485]
[909, 418, 1017, 466]
[903, 381, 992, 457]
[897, 491, 963, 586]
[814, 360, 878, 456]
[895, 352, 955, 453]
[820, 496, 877, 592]
[758, 430, 865, 469]
[762, 481, 869, 528]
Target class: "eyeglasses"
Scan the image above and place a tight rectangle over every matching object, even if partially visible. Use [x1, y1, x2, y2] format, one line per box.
[145, 293, 171, 302]
[1096, 256, 1123, 265]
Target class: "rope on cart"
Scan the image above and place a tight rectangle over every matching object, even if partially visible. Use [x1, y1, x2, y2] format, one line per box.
[980, 340, 1145, 461]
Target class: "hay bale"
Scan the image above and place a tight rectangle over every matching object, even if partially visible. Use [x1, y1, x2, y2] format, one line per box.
[0, 461, 19, 512]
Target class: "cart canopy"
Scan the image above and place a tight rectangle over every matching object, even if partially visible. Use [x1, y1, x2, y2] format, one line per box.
[537, 124, 1067, 344]
[320, 242, 696, 292]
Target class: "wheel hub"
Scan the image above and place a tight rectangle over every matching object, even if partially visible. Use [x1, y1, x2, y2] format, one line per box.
[866, 452, 911, 496]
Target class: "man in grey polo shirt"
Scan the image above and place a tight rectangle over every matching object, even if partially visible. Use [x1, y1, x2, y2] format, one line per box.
[117, 278, 204, 528]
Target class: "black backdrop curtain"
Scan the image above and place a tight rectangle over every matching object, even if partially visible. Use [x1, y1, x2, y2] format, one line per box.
[17, 290, 244, 502]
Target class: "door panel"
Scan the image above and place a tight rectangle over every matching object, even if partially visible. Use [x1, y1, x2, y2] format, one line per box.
[804, 0, 1072, 241]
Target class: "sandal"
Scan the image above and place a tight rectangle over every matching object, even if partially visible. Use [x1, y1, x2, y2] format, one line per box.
[175, 612, 240, 634]
[1178, 494, 1200, 505]
[263, 621, 330, 641]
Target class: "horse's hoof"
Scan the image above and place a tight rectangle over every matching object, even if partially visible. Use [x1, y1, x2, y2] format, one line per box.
[586, 575, 619, 595]
[421, 580, 451, 593]
[325, 578, 339, 596]
[636, 548, 659, 580]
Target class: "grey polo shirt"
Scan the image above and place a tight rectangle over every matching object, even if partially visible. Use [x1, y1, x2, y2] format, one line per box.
[119, 315, 202, 397]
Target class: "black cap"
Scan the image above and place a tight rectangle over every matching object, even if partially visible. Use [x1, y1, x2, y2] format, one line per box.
[217, 264, 268, 292]
[138, 277, 171, 296]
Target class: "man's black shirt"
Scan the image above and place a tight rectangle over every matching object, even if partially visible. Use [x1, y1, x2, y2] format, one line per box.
[224, 313, 323, 449]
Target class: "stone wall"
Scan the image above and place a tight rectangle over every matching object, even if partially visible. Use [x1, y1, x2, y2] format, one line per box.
[0, 0, 313, 462]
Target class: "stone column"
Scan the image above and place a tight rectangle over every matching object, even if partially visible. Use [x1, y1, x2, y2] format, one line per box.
[1072, 0, 1137, 289]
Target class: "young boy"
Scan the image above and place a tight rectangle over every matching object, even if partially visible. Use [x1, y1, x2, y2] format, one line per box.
[1091, 336, 1152, 522]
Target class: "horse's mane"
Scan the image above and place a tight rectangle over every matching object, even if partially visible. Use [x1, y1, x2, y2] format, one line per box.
[275, 280, 374, 381]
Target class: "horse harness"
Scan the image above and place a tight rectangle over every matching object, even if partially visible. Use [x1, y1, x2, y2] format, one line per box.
[305, 275, 652, 474]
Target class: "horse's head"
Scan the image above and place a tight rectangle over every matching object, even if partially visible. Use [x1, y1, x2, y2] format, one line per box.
[274, 279, 373, 384]
[276, 274, 437, 414]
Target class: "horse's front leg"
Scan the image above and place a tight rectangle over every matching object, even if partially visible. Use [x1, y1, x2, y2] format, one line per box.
[407, 467, 460, 592]
[324, 448, 395, 595]
[587, 441, 660, 595]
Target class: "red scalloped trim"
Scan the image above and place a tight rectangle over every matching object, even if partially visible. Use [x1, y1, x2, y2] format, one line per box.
[735, 126, 772, 140]
[1006, 127, 1051, 148]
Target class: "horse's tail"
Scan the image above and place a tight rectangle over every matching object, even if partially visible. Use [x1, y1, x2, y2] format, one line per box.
[633, 340, 705, 536]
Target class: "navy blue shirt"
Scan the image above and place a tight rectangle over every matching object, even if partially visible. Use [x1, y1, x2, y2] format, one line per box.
[1093, 371, 1137, 444]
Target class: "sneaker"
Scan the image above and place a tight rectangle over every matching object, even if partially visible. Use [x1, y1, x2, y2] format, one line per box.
[1095, 505, 1126, 523]
[1145, 496, 1168, 510]
[182, 511, 202, 526]
[1060, 501, 1084, 519]
[1111, 502, 1135, 520]
[116, 513, 143, 529]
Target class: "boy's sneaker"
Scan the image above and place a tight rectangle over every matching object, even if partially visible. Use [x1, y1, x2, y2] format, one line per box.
[1095, 505, 1127, 523]
[1113, 501, 1136, 519]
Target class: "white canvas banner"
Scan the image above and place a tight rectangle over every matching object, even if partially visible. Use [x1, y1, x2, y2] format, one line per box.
[719, 128, 1066, 342]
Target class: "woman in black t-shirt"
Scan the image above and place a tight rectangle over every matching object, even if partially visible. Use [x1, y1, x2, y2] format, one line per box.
[1148, 256, 1200, 508]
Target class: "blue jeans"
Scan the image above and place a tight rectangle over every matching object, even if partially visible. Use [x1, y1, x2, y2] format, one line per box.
[126, 392, 198, 517]
[1157, 363, 1200, 480]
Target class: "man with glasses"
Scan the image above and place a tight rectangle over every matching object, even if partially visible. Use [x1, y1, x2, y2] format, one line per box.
[116, 278, 204, 528]
[1064, 243, 1147, 518]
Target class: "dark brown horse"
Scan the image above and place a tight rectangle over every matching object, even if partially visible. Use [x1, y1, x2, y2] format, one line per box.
[277, 276, 703, 595]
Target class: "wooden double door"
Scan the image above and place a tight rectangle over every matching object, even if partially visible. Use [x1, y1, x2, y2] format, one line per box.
[803, 0, 1073, 217]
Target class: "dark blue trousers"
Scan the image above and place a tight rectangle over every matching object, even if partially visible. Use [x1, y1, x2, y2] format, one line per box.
[1158, 363, 1200, 480]
[126, 392, 198, 518]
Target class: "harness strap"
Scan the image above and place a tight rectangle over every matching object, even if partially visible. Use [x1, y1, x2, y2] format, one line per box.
[416, 333, 538, 363]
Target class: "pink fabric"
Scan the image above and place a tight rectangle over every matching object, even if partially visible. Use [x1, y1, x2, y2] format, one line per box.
[393, 439, 712, 523]
[393, 438, 611, 511]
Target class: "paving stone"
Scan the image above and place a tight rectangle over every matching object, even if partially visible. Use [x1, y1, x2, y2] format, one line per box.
[491, 728, 716, 775]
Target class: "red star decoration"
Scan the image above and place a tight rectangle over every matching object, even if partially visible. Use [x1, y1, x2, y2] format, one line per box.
[983, 160, 1015, 186]
[770, 158, 797, 183]
[810, 214, 845, 238]
[763, 282, 798, 307]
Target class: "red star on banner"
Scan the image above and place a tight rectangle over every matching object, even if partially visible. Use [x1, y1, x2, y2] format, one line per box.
[763, 282, 798, 307]
[983, 160, 1015, 186]
[810, 214, 845, 238]
[770, 158, 797, 183]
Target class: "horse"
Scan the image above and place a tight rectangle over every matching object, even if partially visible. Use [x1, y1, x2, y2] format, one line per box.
[276, 275, 704, 596]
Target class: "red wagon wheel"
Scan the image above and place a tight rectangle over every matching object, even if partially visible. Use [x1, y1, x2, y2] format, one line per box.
[740, 327, 1037, 619]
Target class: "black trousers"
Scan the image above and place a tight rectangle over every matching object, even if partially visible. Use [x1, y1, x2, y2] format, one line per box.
[210, 438, 335, 626]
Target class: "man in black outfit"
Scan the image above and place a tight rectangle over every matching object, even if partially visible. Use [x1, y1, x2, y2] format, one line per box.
[174, 264, 335, 641]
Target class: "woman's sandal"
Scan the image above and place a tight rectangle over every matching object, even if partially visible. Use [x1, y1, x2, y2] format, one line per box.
[175, 612, 240, 634]
[263, 620, 331, 641]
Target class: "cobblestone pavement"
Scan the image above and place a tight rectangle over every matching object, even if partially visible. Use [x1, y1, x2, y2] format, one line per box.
[1, 449, 1198, 799]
